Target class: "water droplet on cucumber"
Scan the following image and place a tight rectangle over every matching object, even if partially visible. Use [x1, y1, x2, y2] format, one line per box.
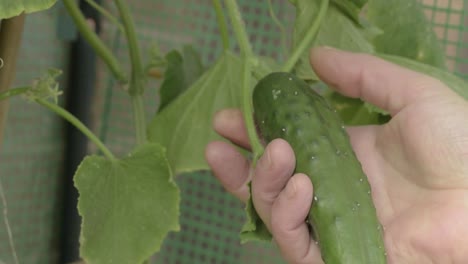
[272, 89, 281, 100]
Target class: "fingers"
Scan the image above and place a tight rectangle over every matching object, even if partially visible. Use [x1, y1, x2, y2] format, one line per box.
[271, 173, 324, 264]
[251, 139, 296, 230]
[213, 108, 251, 149]
[310, 47, 449, 116]
[205, 141, 251, 202]
[207, 137, 323, 263]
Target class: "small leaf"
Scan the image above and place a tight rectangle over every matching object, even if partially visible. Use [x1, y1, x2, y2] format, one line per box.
[182, 45, 205, 87]
[75, 143, 180, 264]
[149, 51, 247, 174]
[157, 45, 205, 112]
[0, 0, 57, 19]
[367, 0, 446, 69]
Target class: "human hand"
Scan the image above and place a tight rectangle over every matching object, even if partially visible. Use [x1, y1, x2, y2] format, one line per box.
[205, 47, 468, 263]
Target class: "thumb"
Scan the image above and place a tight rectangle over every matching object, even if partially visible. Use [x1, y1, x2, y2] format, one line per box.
[309, 47, 450, 116]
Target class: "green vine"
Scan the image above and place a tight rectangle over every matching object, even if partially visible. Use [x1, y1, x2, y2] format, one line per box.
[63, 0, 128, 83]
[224, 0, 264, 161]
[0, 87, 29, 101]
[212, 0, 230, 51]
[282, 0, 329, 72]
[114, 0, 147, 145]
[84, 0, 125, 34]
[36, 99, 116, 161]
[267, 0, 288, 60]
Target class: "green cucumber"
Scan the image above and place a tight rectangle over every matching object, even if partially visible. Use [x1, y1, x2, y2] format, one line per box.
[252, 72, 386, 263]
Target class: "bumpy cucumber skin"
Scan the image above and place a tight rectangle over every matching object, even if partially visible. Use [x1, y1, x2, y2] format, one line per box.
[253, 72, 386, 263]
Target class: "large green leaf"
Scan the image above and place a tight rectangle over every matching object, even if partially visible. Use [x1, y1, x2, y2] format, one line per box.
[367, 0, 446, 69]
[158, 45, 205, 112]
[0, 0, 57, 19]
[75, 143, 180, 264]
[148, 51, 245, 174]
[291, 1, 376, 81]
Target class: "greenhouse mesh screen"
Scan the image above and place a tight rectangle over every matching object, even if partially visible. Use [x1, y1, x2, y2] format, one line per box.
[1, 0, 468, 263]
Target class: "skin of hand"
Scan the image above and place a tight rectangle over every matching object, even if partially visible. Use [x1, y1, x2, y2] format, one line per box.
[205, 47, 468, 264]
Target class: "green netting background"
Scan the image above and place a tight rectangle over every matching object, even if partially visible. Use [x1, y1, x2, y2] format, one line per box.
[0, 6, 69, 264]
[1, 0, 468, 263]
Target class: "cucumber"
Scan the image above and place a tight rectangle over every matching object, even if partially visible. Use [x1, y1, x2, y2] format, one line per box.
[252, 72, 387, 263]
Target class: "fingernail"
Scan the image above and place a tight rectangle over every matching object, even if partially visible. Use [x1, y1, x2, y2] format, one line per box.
[285, 178, 296, 199]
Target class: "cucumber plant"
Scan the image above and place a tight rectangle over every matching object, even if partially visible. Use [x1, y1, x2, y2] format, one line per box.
[1, 0, 468, 263]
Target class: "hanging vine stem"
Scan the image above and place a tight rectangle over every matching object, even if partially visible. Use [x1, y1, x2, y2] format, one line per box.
[36, 99, 116, 161]
[212, 0, 230, 51]
[0, 178, 18, 264]
[63, 0, 128, 83]
[224, 0, 264, 163]
[282, 0, 329, 72]
[114, 0, 147, 146]
[84, 0, 125, 34]
[267, 0, 288, 60]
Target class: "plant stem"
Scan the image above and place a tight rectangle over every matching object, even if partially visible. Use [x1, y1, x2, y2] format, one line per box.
[114, 0, 147, 145]
[225, 0, 264, 161]
[131, 95, 146, 146]
[242, 59, 264, 161]
[0, 175, 18, 264]
[212, 0, 230, 51]
[36, 98, 116, 161]
[282, 0, 329, 72]
[0, 13, 26, 151]
[63, 0, 128, 83]
[84, 0, 125, 34]
[0, 87, 29, 101]
[224, 0, 253, 57]
[267, 0, 288, 60]
[114, 0, 145, 95]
